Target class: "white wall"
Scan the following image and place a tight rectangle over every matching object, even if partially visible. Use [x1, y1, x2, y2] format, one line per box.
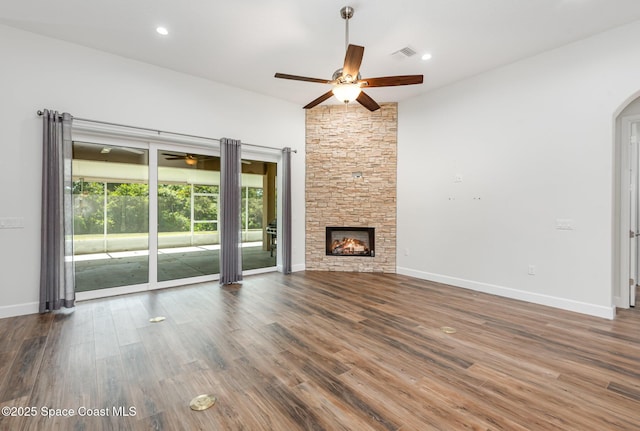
[0, 25, 305, 318]
[397, 20, 640, 319]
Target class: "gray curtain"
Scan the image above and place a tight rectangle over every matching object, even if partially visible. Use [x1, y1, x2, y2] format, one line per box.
[40, 110, 75, 312]
[219, 138, 243, 284]
[282, 147, 293, 274]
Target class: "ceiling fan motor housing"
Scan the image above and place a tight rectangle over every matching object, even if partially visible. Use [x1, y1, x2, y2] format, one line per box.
[332, 68, 361, 83]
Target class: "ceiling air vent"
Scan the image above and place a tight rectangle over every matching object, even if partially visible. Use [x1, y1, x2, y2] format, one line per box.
[391, 46, 417, 60]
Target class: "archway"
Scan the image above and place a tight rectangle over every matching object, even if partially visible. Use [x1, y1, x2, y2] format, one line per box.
[613, 92, 640, 308]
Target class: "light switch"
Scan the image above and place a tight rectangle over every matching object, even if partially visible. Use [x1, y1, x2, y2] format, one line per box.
[556, 219, 574, 230]
[0, 217, 24, 229]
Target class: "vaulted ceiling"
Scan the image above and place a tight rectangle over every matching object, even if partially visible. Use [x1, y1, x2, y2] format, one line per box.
[4, 0, 640, 107]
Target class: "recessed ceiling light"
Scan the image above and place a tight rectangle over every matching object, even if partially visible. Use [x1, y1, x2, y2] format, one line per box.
[156, 26, 169, 36]
[421, 52, 432, 61]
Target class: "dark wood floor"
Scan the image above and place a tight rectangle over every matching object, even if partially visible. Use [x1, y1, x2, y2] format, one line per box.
[1, 272, 639, 430]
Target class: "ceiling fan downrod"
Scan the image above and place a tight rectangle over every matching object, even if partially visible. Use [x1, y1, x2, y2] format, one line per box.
[340, 6, 354, 52]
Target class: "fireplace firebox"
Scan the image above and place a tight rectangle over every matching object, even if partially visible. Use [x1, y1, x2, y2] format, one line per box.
[326, 227, 375, 257]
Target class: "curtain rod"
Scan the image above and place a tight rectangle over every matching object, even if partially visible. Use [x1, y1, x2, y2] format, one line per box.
[36, 110, 297, 153]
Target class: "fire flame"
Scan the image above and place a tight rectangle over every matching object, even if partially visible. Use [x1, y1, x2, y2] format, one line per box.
[331, 237, 369, 255]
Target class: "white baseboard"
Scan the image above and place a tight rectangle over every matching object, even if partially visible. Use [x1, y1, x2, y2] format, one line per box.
[244, 266, 278, 277]
[275, 263, 305, 273]
[396, 267, 616, 320]
[0, 301, 39, 319]
[292, 263, 306, 272]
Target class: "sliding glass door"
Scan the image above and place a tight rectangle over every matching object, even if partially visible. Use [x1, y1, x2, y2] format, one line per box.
[155, 152, 279, 277]
[71, 137, 280, 295]
[72, 141, 149, 291]
[241, 157, 278, 271]
[156, 150, 220, 282]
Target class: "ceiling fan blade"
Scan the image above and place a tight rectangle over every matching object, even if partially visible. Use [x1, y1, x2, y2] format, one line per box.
[165, 156, 185, 160]
[356, 91, 380, 112]
[303, 90, 335, 109]
[274, 73, 331, 84]
[342, 44, 365, 80]
[359, 75, 424, 87]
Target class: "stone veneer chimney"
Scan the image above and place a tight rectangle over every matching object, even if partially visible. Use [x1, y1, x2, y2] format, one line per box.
[305, 103, 397, 272]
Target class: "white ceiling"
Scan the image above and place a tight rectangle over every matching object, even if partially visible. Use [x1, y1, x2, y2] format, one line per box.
[3, 0, 640, 108]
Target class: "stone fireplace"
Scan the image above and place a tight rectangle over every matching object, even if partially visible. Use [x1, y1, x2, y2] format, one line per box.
[305, 103, 397, 272]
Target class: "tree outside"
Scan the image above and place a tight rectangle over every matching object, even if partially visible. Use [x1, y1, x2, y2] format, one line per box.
[73, 181, 263, 236]
[242, 186, 264, 229]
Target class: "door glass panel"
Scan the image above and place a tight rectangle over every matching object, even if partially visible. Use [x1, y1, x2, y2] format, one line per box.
[241, 158, 277, 270]
[72, 141, 149, 291]
[157, 151, 220, 281]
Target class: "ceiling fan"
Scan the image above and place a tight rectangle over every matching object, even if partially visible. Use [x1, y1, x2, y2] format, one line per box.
[275, 6, 423, 112]
[162, 152, 212, 166]
[162, 152, 251, 166]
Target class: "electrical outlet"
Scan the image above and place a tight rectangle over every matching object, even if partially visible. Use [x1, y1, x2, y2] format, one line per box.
[528, 265, 536, 275]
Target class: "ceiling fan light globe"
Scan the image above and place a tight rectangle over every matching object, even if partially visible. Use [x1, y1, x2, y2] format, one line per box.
[333, 83, 361, 103]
